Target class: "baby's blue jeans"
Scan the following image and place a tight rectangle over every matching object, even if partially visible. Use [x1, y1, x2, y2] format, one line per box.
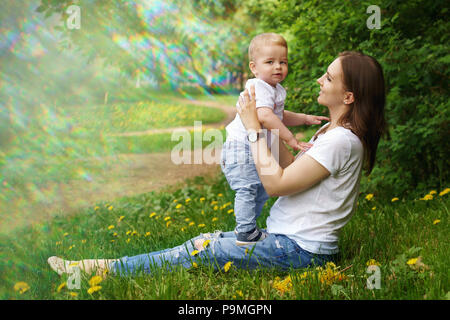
[220, 139, 269, 233]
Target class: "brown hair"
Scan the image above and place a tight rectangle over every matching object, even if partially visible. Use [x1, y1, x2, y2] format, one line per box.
[338, 51, 387, 174]
[248, 33, 287, 61]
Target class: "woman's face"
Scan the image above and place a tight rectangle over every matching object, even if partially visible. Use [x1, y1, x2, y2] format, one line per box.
[316, 58, 347, 107]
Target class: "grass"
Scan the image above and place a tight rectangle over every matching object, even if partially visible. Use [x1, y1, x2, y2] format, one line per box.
[1, 173, 448, 300]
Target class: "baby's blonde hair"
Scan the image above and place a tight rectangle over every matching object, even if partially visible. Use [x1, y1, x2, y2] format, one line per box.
[248, 33, 287, 61]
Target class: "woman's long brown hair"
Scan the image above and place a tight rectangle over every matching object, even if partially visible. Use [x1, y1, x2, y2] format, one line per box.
[338, 51, 387, 174]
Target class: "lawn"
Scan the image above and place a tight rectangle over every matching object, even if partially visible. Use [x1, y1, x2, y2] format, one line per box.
[1, 173, 448, 300]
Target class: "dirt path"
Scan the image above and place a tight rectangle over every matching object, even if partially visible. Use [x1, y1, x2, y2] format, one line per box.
[0, 99, 235, 234]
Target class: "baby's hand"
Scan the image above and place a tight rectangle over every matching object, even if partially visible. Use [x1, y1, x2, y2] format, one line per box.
[305, 114, 330, 125]
[286, 137, 302, 151]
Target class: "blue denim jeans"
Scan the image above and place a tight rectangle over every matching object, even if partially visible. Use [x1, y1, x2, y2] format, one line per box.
[109, 230, 337, 276]
[220, 140, 269, 233]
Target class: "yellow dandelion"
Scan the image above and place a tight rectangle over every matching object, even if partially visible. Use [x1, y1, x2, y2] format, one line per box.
[365, 194, 374, 201]
[201, 210, 205, 215]
[188, 222, 195, 226]
[211, 200, 218, 205]
[244, 248, 249, 255]
[439, 188, 450, 196]
[87, 286, 102, 294]
[227, 209, 234, 214]
[126, 238, 131, 243]
[57, 282, 66, 293]
[131, 230, 138, 236]
[108, 225, 114, 230]
[81, 239, 87, 244]
[173, 199, 178, 203]
[181, 227, 185, 232]
[429, 190, 437, 195]
[420, 194, 433, 201]
[126, 230, 131, 235]
[391, 197, 399, 202]
[113, 232, 118, 237]
[433, 219, 441, 225]
[191, 250, 199, 256]
[55, 241, 62, 246]
[118, 215, 125, 221]
[213, 205, 218, 211]
[94, 206, 100, 211]
[202, 239, 211, 248]
[185, 198, 191, 203]
[198, 223, 206, 228]
[149, 212, 156, 218]
[407, 258, 418, 265]
[212, 217, 218, 222]
[108, 205, 113, 211]
[192, 262, 198, 268]
[166, 221, 172, 227]
[164, 216, 171, 221]
[372, 206, 376, 211]
[69, 292, 78, 297]
[366, 259, 381, 266]
[184, 218, 190, 222]
[88, 275, 103, 287]
[218, 193, 223, 197]
[175, 204, 182, 209]
[223, 261, 233, 272]
[236, 290, 243, 297]
[144, 231, 151, 237]
[63, 232, 69, 237]
[13, 282, 30, 294]
[199, 197, 205, 202]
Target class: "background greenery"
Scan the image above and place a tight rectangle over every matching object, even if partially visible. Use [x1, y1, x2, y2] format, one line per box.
[243, 0, 449, 197]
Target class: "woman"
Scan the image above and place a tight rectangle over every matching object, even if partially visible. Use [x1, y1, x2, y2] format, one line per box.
[48, 51, 386, 276]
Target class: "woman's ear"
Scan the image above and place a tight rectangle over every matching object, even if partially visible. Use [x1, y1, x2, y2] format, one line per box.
[343, 91, 354, 105]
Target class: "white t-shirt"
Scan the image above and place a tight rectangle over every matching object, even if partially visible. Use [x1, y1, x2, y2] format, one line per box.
[266, 124, 364, 254]
[225, 78, 286, 146]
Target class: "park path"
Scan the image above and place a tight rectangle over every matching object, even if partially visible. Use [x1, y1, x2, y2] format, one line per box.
[1, 98, 305, 234]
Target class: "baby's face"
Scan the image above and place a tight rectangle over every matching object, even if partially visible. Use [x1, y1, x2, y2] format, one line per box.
[249, 45, 288, 87]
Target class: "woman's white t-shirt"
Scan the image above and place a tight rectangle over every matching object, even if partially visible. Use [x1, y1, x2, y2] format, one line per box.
[266, 124, 364, 254]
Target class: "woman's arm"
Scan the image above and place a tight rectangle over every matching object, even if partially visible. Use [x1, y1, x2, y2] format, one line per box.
[238, 86, 330, 197]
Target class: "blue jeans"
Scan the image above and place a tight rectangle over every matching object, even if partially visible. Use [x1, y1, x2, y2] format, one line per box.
[220, 140, 269, 233]
[109, 231, 337, 276]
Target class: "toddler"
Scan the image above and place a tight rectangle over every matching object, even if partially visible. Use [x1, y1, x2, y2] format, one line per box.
[221, 33, 328, 245]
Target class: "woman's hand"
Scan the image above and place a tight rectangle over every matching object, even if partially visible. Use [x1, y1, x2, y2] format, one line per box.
[305, 114, 330, 125]
[237, 85, 262, 131]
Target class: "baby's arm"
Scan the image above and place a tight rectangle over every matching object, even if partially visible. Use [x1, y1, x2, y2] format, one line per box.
[283, 110, 330, 126]
[257, 107, 301, 150]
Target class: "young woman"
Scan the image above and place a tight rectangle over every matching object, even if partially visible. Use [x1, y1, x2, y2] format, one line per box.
[48, 51, 386, 276]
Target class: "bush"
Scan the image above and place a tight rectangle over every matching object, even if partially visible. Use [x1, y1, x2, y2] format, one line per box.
[244, 0, 449, 197]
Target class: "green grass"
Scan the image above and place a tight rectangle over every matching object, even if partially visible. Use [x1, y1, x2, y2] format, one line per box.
[1, 174, 448, 300]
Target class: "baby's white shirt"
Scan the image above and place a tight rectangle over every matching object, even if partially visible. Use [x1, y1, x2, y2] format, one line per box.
[225, 78, 286, 144]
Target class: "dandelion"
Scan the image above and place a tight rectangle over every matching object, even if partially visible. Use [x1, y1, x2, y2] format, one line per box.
[223, 261, 233, 272]
[63, 232, 69, 237]
[198, 223, 206, 228]
[439, 188, 450, 196]
[149, 212, 156, 218]
[56, 241, 62, 246]
[166, 221, 172, 227]
[87, 286, 102, 294]
[202, 239, 211, 248]
[227, 209, 234, 214]
[108, 225, 114, 230]
[108, 205, 114, 211]
[81, 239, 87, 244]
[213, 205, 218, 211]
[164, 216, 171, 221]
[126, 230, 131, 235]
[272, 275, 292, 294]
[244, 248, 249, 255]
[218, 193, 223, 197]
[94, 206, 100, 211]
[212, 217, 218, 222]
[145, 232, 151, 237]
[185, 198, 191, 204]
[365, 194, 374, 201]
[13, 282, 30, 294]
[372, 206, 376, 211]
[200, 197, 205, 202]
[68, 245, 75, 250]
[176, 204, 182, 209]
[420, 194, 433, 201]
[366, 259, 381, 266]
[184, 218, 190, 222]
[433, 219, 441, 225]
[429, 190, 437, 195]
[201, 210, 205, 215]
[69, 292, 78, 297]
[57, 282, 66, 293]
[236, 290, 244, 298]
[126, 238, 131, 243]
[192, 262, 198, 268]
[188, 222, 195, 226]
[391, 197, 399, 202]
[118, 215, 125, 222]
[191, 250, 199, 256]
[131, 230, 138, 236]
[407, 258, 418, 265]
[211, 200, 218, 205]
[89, 275, 103, 287]
[173, 199, 178, 203]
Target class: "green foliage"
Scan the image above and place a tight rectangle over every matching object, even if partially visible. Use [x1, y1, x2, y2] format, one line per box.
[244, 0, 450, 197]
